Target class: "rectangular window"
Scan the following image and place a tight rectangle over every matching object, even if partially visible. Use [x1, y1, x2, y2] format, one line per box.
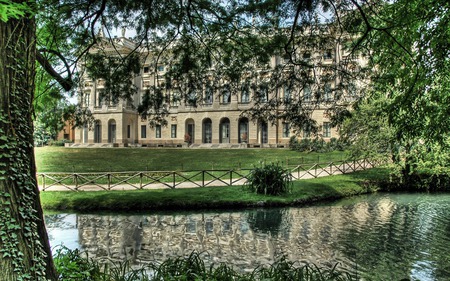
[187, 90, 196, 106]
[241, 85, 249, 103]
[171, 91, 180, 107]
[284, 85, 291, 102]
[282, 123, 290, 138]
[222, 90, 231, 104]
[141, 125, 147, 138]
[157, 65, 165, 72]
[259, 86, 268, 103]
[155, 125, 161, 138]
[303, 86, 311, 102]
[204, 86, 213, 104]
[143, 66, 150, 73]
[127, 125, 131, 138]
[323, 122, 331, 138]
[84, 92, 90, 107]
[171, 124, 177, 138]
[324, 83, 332, 101]
[323, 49, 333, 60]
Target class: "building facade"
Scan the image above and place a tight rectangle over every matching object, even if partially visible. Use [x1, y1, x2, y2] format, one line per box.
[74, 32, 362, 148]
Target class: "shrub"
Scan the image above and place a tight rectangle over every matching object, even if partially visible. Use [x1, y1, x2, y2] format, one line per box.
[245, 163, 292, 195]
[53, 246, 103, 280]
[48, 139, 73, 146]
[290, 136, 349, 152]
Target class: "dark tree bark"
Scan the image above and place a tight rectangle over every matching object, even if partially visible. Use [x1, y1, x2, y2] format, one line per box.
[0, 10, 57, 281]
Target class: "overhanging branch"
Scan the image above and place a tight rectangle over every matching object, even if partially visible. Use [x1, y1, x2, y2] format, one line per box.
[36, 50, 73, 91]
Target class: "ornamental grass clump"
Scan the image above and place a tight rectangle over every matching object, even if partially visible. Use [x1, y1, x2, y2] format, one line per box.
[53, 248, 355, 281]
[245, 163, 292, 195]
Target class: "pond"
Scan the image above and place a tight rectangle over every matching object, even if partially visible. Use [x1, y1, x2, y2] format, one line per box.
[45, 193, 450, 280]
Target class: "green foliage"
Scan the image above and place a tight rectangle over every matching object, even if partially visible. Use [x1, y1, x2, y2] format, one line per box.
[0, 0, 32, 22]
[53, 246, 103, 280]
[347, 0, 450, 178]
[53, 248, 354, 281]
[339, 94, 394, 162]
[85, 52, 141, 107]
[289, 137, 348, 153]
[47, 139, 72, 146]
[34, 99, 73, 143]
[245, 163, 292, 196]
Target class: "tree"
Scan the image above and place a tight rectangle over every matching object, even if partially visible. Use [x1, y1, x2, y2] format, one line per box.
[34, 99, 72, 144]
[8, 0, 444, 278]
[342, 0, 450, 178]
[0, 2, 57, 279]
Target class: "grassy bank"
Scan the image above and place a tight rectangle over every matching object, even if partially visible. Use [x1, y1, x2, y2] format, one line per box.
[35, 146, 348, 172]
[40, 167, 389, 212]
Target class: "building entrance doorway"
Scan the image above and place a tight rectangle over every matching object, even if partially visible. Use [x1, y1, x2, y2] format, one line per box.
[260, 121, 268, 144]
[220, 118, 230, 143]
[238, 118, 249, 143]
[94, 121, 102, 143]
[203, 119, 212, 143]
[108, 120, 116, 143]
[185, 119, 195, 144]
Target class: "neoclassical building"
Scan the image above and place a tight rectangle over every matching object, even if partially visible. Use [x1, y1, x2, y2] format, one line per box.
[74, 30, 363, 148]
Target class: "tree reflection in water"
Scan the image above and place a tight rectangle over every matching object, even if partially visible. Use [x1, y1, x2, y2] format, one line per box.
[46, 193, 450, 280]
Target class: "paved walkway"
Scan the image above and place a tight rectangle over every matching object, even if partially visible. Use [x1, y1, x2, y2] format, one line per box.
[38, 160, 377, 192]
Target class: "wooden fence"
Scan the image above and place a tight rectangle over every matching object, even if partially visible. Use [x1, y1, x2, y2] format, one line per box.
[38, 158, 384, 191]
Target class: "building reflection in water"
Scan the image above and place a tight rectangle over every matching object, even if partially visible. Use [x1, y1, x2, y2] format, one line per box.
[46, 193, 450, 280]
[46, 198, 394, 273]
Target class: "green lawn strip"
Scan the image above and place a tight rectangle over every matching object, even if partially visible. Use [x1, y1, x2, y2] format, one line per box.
[35, 147, 348, 173]
[40, 168, 389, 212]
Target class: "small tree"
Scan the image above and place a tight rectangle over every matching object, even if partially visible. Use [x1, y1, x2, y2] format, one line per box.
[245, 163, 292, 196]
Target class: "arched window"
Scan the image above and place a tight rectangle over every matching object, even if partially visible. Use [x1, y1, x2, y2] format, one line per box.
[238, 118, 249, 143]
[185, 118, 195, 144]
[220, 118, 230, 143]
[202, 118, 212, 143]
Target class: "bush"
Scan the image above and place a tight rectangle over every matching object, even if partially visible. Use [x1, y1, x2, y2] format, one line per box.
[245, 163, 292, 195]
[53, 246, 103, 280]
[48, 139, 73, 146]
[289, 136, 349, 152]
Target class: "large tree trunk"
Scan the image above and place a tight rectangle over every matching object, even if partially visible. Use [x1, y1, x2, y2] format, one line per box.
[0, 11, 57, 281]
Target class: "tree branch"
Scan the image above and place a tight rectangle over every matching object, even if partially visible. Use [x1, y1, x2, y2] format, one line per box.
[36, 51, 73, 91]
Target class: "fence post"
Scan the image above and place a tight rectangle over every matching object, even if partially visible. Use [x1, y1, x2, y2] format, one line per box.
[42, 174, 45, 191]
[140, 172, 143, 189]
[202, 171, 205, 187]
[173, 172, 176, 189]
[74, 174, 78, 191]
[108, 173, 111, 190]
[230, 170, 232, 186]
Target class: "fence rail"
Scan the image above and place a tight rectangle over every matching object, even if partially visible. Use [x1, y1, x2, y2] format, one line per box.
[38, 158, 383, 191]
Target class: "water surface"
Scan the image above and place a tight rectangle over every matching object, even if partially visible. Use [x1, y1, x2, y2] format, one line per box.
[45, 193, 450, 280]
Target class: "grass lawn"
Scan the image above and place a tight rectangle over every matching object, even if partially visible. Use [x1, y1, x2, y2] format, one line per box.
[40, 167, 390, 212]
[35, 146, 350, 173]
